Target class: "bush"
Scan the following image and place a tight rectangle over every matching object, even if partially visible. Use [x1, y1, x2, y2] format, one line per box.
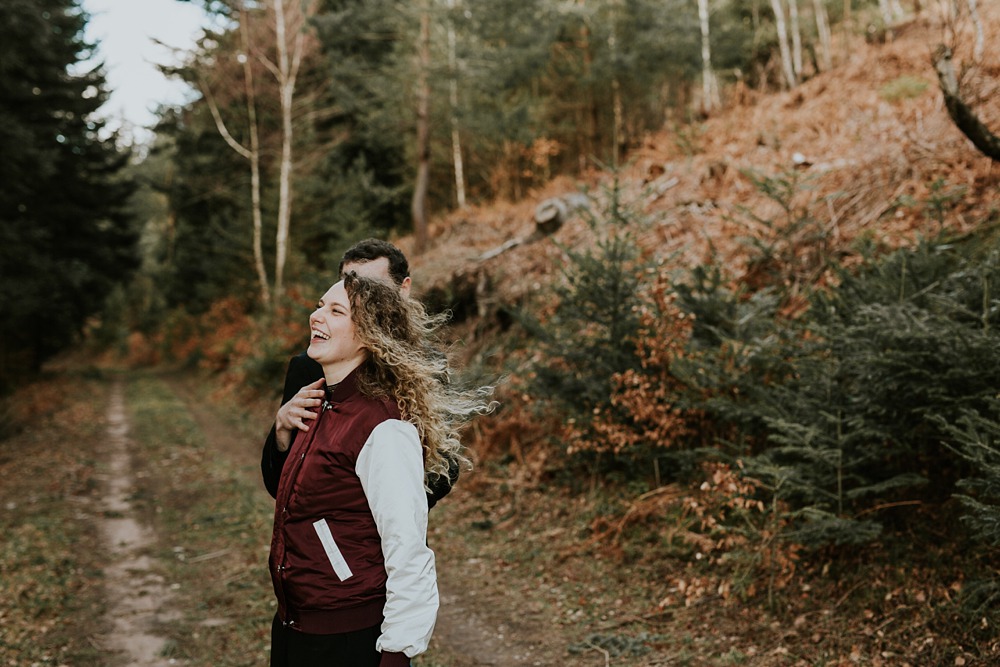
[709, 237, 1000, 548]
[570, 270, 704, 477]
[521, 180, 653, 435]
[514, 170, 1000, 562]
[941, 403, 1000, 624]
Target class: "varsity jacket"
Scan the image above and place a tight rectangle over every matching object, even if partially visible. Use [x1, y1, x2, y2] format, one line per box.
[261, 352, 458, 506]
[267, 367, 438, 667]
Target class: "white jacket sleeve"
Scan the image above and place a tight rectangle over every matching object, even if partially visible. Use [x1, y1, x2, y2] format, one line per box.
[356, 419, 439, 658]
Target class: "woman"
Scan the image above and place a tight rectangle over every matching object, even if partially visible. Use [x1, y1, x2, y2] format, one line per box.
[264, 273, 493, 667]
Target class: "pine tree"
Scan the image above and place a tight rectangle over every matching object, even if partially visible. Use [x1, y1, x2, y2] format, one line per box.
[0, 0, 136, 382]
[940, 402, 1000, 622]
[695, 238, 1000, 548]
[305, 0, 412, 261]
[524, 179, 651, 422]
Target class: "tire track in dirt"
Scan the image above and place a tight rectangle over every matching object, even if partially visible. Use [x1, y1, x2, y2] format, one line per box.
[96, 381, 181, 667]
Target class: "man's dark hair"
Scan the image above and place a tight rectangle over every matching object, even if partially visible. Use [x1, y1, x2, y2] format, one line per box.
[338, 238, 410, 286]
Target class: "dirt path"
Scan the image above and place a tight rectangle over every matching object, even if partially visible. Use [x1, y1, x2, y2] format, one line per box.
[431, 585, 554, 666]
[96, 381, 181, 667]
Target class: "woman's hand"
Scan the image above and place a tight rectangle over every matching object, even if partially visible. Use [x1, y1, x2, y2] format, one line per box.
[274, 378, 326, 451]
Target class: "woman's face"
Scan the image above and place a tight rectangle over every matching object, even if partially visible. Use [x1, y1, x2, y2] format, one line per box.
[307, 281, 367, 380]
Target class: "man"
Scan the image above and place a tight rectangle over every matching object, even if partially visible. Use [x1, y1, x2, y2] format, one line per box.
[261, 239, 457, 505]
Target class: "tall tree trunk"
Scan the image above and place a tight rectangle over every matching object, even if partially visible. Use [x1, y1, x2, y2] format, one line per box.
[771, 0, 798, 88]
[446, 0, 466, 209]
[812, 0, 832, 71]
[612, 78, 623, 158]
[270, 0, 304, 303]
[197, 39, 270, 307]
[240, 5, 270, 308]
[609, 0, 624, 162]
[751, 0, 764, 84]
[698, 0, 719, 113]
[411, 4, 431, 252]
[788, 0, 803, 80]
[842, 0, 852, 61]
[578, 15, 597, 170]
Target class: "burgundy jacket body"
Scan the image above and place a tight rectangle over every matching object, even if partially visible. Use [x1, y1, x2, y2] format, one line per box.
[269, 370, 397, 633]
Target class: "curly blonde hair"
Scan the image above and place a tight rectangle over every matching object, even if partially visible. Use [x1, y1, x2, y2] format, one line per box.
[344, 273, 495, 489]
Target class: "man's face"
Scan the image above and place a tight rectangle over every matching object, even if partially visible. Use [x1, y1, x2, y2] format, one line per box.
[341, 257, 411, 297]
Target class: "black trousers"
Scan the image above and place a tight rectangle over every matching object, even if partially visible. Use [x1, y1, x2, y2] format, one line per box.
[269, 614, 393, 667]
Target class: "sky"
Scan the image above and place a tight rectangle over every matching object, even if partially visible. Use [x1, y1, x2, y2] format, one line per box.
[81, 0, 211, 142]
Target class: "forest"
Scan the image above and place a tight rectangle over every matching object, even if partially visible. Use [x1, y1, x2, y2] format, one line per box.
[2, 0, 1000, 665]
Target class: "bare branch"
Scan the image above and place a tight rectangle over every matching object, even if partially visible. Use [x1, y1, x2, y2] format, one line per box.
[257, 53, 282, 81]
[197, 75, 253, 160]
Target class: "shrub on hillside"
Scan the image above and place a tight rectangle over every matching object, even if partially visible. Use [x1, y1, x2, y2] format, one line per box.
[568, 271, 701, 468]
[691, 238, 1000, 548]
[941, 403, 1000, 623]
[520, 180, 654, 455]
[507, 171, 1000, 578]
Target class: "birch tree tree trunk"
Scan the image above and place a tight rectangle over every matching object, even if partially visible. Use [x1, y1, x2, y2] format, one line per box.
[411, 3, 431, 253]
[268, 0, 306, 303]
[195, 5, 270, 307]
[446, 0, 466, 209]
[239, 6, 269, 308]
[698, 0, 720, 113]
[788, 0, 803, 80]
[813, 0, 832, 71]
[771, 0, 798, 88]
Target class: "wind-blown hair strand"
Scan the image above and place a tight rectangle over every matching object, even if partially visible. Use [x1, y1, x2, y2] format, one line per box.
[344, 273, 496, 489]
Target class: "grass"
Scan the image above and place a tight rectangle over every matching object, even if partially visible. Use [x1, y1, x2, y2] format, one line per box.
[0, 374, 110, 666]
[879, 75, 929, 102]
[121, 373, 277, 667]
[2, 367, 996, 665]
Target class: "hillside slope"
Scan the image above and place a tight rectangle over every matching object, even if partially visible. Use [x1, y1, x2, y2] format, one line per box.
[401, 5, 999, 323]
[388, 6, 1000, 666]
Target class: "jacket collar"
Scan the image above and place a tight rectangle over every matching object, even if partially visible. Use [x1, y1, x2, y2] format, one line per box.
[325, 365, 362, 404]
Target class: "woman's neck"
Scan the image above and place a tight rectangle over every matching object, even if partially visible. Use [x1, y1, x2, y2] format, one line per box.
[322, 358, 364, 386]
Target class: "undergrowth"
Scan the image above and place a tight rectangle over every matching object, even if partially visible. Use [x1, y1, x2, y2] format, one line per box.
[472, 170, 1000, 663]
[0, 376, 109, 665]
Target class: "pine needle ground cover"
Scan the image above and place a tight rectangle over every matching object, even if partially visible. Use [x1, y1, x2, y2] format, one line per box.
[0, 364, 995, 665]
[0, 374, 109, 665]
[427, 469, 995, 666]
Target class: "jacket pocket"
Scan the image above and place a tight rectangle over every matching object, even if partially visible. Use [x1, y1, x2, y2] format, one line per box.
[312, 518, 354, 581]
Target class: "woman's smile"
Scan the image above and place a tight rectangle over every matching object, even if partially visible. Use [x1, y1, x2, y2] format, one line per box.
[306, 281, 367, 383]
